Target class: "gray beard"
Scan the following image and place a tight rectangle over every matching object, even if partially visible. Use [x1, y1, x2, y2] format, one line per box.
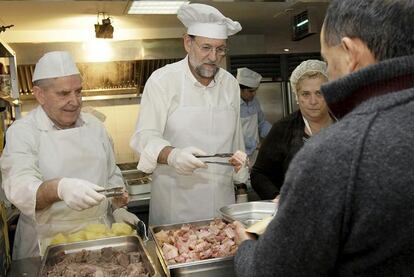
[189, 55, 218, 79]
[195, 64, 218, 78]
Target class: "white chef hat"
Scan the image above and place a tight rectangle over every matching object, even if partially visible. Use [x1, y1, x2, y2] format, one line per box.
[177, 3, 242, 39]
[32, 51, 80, 82]
[290, 59, 328, 94]
[237, 67, 262, 89]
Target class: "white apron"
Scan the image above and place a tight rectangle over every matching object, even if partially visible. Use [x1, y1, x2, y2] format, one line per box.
[149, 75, 237, 226]
[13, 123, 110, 259]
[241, 112, 260, 165]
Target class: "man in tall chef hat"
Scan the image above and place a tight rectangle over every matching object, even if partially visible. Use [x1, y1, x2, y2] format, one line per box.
[0, 51, 139, 260]
[130, 3, 248, 226]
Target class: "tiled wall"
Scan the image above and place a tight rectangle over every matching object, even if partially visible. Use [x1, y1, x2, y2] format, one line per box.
[20, 98, 140, 164]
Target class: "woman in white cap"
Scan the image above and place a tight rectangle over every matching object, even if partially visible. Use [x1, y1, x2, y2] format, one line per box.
[0, 51, 139, 259]
[237, 67, 271, 162]
[130, 3, 247, 225]
[250, 60, 335, 200]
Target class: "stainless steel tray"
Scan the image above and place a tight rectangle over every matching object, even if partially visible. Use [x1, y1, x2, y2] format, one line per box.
[123, 170, 152, 195]
[38, 235, 160, 277]
[219, 201, 277, 227]
[149, 219, 235, 277]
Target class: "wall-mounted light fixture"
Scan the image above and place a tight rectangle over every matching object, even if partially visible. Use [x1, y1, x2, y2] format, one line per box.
[95, 12, 114, 39]
[0, 25, 14, 34]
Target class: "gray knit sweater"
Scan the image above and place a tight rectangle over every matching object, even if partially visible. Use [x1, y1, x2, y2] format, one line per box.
[235, 55, 414, 277]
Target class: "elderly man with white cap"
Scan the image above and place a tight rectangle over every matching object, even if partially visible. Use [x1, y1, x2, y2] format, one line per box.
[0, 51, 139, 260]
[130, 3, 247, 225]
[237, 67, 271, 163]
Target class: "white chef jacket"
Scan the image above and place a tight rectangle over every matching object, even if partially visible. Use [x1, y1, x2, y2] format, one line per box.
[130, 55, 246, 177]
[0, 106, 124, 257]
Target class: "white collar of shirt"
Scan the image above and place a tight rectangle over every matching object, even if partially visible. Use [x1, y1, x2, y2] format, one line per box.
[35, 106, 85, 131]
[183, 55, 224, 89]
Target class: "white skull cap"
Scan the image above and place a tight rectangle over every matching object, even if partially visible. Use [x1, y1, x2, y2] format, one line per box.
[177, 3, 242, 39]
[237, 67, 262, 88]
[290, 60, 328, 94]
[32, 51, 80, 82]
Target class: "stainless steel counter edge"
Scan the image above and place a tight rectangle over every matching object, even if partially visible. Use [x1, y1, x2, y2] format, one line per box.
[128, 193, 151, 208]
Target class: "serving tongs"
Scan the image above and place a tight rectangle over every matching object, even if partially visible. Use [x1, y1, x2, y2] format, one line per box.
[96, 186, 124, 198]
[136, 220, 149, 242]
[195, 153, 234, 166]
[195, 153, 233, 158]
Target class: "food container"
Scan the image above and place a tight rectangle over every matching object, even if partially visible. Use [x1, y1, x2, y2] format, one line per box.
[219, 201, 277, 227]
[38, 235, 160, 277]
[123, 169, 152, 195]
[149, 219, 236, 277]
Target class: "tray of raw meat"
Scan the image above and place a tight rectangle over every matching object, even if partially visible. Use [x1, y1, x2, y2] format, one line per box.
[149, 218, 239, 277]
[38, 235, 160, 277]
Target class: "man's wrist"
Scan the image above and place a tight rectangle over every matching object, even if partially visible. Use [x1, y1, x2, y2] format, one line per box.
[158, 146, 174, 164]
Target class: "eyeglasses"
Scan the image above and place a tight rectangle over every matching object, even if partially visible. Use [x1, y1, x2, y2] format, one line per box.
[191, 39, 228, 56]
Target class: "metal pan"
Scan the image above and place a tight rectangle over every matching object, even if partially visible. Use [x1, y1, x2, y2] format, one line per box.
[149, 219, 236, 277]
[219, 201, 277, 228]
[38, 235, 160, 277]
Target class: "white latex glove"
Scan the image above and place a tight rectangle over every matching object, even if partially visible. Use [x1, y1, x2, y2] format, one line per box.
[233, 166, 249, 184]
[57, 178, 106, 211]
[113, 208, 140, 225]
[167, 147, 208, 175]
[229, 150, 248, 172]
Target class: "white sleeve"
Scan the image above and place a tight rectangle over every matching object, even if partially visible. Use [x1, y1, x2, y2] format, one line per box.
[130, 77, 172, 173]
[0, 123, 43, 220]
[231, 83, 248, 184]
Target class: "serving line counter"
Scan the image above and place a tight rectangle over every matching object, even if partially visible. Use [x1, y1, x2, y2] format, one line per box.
[7, 201, 277, 276]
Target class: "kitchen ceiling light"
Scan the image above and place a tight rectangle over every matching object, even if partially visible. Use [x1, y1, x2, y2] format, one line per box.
[127, 1, 189, 15]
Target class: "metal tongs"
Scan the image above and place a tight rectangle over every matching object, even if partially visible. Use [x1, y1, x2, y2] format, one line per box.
[136, 220, 149, 242]
[194, 153, 233, 158]
[96, 186, 124, 198]
[195, 153, 234, 166]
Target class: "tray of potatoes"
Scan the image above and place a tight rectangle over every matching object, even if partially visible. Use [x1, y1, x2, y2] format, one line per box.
[50, 223, 136, 245]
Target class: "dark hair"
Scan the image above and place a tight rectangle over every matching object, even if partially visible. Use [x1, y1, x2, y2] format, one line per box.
[323, 0, 414, 61]
[239, 84, 254, 90]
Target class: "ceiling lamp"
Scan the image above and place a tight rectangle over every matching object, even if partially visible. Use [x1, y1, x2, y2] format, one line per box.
[95, 12, 114, 39]
[127, 1, 189, 15]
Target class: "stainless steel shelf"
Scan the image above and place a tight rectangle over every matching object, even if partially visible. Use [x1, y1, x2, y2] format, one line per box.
[82, 93, 141, 101]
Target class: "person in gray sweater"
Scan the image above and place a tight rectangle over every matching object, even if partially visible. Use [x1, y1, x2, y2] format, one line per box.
[234, 1, 414, 276]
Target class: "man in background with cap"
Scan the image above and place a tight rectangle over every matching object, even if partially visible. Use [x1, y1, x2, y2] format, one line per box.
[0, 51, 139, 260]
[130, 3, 247, 225]
[237, 67, 271, 164]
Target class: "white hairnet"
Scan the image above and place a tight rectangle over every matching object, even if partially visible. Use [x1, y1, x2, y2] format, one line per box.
[290, 60, 328, 96]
